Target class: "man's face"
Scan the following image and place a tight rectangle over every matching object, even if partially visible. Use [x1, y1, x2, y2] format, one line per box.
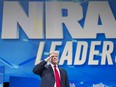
[50, 52, 59, 65]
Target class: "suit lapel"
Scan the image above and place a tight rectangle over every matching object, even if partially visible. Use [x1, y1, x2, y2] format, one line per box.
[48, 65, 54, 75]
[59, 67, 63, 82]
[47, 65, 63, 86]
[48, 65, 55, 82]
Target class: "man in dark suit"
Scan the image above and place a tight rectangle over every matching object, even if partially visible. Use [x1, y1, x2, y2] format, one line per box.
[33, 51, 70, 87]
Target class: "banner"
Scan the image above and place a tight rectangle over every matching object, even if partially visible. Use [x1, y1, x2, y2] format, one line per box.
[0, 0, 116, 87]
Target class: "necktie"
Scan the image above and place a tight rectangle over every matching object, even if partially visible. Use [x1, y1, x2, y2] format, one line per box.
[54, 65, 61, 87]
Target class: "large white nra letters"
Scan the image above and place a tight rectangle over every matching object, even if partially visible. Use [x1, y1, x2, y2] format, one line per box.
[1, 1, 116, 39]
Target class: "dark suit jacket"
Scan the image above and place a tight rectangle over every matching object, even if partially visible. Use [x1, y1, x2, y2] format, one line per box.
[33, 60, 70, 87]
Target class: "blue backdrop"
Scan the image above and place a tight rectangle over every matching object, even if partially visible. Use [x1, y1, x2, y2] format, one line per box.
[0, 0, 116, 87]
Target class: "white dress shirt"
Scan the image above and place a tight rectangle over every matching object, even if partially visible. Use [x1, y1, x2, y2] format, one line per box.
[50, 63, 61, 87]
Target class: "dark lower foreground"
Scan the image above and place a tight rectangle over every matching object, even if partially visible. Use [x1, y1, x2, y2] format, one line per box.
[3, 76, 116, 87]
[3, 80, 116, 87]
[4, 82, 9, 87]
[3, 76, 40, 87]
